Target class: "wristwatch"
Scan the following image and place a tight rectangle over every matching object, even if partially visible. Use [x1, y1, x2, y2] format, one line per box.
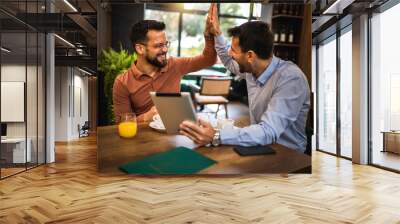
[211, 129, 221, 147]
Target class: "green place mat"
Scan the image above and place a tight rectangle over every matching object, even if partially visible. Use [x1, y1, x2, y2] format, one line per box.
[119, 147, 217, 175]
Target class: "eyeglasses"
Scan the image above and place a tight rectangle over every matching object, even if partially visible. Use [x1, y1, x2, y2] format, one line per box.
[138, 41, 170, 50]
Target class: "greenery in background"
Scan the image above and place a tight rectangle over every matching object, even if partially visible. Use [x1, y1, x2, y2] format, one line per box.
[182, 4, 243, 37]
[220, 3, 242, 16]
[181, 4, 243, 56]
[98, 47, 136, 123]
[183, 14, 205, 37]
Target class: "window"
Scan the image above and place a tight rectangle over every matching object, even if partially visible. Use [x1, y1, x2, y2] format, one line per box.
[370, 2, 400, 171]
[220, 17, 248, 38]
[220, 3, 250, 18]
[0, 1, 46, 179]
[145, 3, 258, 58]
[312, 45, 317, 151]
[181, 13, 206, 57]
[391, 75, 400, 129]
[339, 28, 352, 158]
[144, 9, 180, 57]
[183, 3, 210, 11]
[253, 3, 262, 18]
[317, 36, 337, 154]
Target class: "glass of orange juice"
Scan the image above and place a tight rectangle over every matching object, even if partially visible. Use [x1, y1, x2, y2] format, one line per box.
[118, 113, 137, 138]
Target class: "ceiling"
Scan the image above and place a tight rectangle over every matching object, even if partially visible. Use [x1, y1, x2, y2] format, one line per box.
[311, 0, 390, 42]
[0, 0, 97, 72]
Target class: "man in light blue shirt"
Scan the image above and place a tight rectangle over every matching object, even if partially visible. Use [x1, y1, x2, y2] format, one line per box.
[180, 4, 310, 152]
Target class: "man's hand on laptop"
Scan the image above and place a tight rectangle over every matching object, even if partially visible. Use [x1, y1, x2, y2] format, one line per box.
[179, 118, 215, 146]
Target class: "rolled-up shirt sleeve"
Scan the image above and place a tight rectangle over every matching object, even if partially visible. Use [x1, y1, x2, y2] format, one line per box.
[220, 74, 308, 146]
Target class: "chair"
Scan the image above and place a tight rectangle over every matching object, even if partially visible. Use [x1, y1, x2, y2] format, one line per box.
[189, 77, 232, 118]
[78, 121, 90, 138]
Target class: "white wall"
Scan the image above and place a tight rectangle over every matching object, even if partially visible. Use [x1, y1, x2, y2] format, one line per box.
[73, 73, 89, 137]
[1, 65, 43, 137]
[54, 67, 89, 141]
[1, 64, 46, 164]
[1, 65, 26, 138]
[54, 66, 69, 141]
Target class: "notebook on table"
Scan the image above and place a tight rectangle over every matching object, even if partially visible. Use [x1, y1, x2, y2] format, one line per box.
[119, 147, 216, 175]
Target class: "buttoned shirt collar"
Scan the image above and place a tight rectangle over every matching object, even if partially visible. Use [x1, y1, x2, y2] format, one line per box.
[255, 56, 279, 86]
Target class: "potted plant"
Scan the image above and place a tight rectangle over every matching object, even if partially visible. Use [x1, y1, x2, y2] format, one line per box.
[98, 47, 136, 124]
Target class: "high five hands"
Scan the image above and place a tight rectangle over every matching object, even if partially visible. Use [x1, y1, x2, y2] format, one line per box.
[205, 3, 221, 36]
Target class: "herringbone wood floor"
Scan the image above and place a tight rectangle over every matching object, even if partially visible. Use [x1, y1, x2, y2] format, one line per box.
[1, 135, 400, 224]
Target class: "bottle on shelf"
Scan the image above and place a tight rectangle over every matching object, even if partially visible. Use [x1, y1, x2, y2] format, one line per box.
[273, 26, 279, 43]
[288, 26, 294, 44]
[279, 25, 286, 43]
[273, 4, 280, 15]
[287, 4, 293, 15]
[281, 4, 287, 15]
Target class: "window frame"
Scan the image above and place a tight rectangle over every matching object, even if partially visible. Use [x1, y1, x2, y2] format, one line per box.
[0, 0, 47, 179]
[315, 23, 353, 161]
[368, 0, 400, 173]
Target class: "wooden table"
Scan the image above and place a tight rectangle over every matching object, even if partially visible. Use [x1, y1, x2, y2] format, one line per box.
[381, 131, 400, 154]
[97, 123, 311, 174]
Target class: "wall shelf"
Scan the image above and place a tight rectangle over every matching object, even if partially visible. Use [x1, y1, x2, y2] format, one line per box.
[274, 43, 300, 48]
[272, 15, 303, 19]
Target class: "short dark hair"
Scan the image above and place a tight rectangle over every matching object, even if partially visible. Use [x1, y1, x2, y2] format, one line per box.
[228, 21, 274, 59]
[129, 20, 166, 52]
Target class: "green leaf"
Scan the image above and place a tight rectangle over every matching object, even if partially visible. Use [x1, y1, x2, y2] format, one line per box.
[98, 48, 137, 124]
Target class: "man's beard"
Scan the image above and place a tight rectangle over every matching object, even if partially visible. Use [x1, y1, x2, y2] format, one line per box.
[146, 53, 167, 68]
[238, 61, 251, 73]
[239, 63, 246, 73]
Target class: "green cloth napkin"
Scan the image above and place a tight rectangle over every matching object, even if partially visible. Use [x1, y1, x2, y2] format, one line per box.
[119, 147, 216, 175]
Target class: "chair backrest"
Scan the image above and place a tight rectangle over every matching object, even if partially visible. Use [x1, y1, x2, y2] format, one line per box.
[200, 77, 232, 96]
[82, 121, 90, 129]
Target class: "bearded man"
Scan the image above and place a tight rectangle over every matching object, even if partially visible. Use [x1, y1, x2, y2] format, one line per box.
[113, 20, 217, 122]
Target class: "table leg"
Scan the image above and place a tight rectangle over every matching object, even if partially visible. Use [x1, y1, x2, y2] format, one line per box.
[382, 133, 386, 152]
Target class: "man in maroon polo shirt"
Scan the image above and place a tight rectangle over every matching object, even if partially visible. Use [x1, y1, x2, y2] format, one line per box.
[113, 20, 217, 123]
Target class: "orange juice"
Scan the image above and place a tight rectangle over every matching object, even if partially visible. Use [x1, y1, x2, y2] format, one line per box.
[118, 121, 137, 138]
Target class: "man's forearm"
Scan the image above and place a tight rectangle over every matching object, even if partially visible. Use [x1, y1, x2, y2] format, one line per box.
[202, 37, 217, 62]
[219, 123, 276, 146]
